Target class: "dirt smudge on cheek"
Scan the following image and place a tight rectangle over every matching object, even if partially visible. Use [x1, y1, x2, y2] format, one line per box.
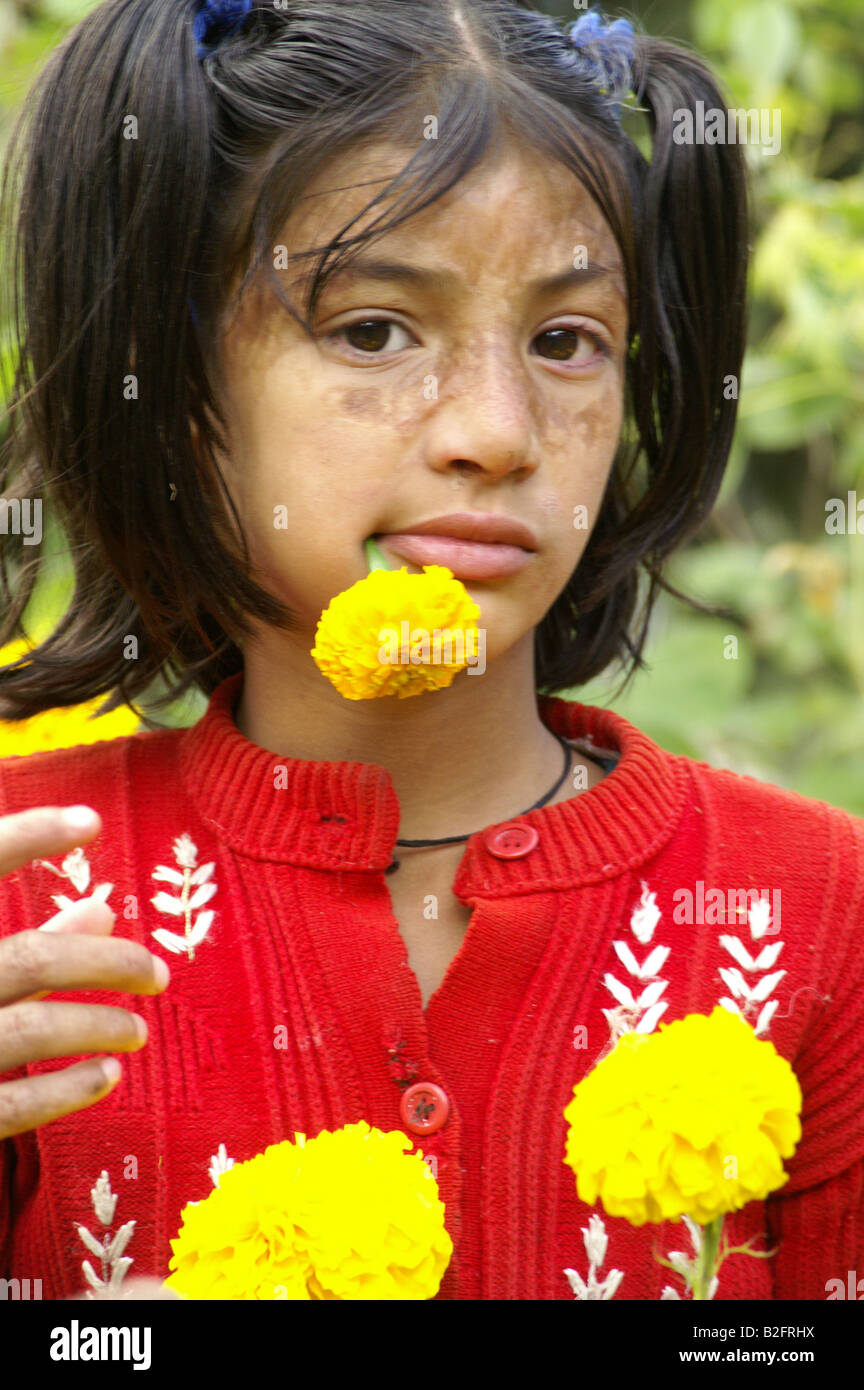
[338, 388, 384, 420]
[571, 398, 617, 450]
[335, 382, 425, 440]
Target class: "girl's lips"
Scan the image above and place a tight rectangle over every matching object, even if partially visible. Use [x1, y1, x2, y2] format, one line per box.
[377, 532, 534, 580]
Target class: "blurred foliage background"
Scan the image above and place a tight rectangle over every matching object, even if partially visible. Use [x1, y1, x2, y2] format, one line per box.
[1, 0, 863, 810]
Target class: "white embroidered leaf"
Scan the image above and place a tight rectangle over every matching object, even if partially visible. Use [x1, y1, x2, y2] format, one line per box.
[636, 979, 668, 1011]
[748, 898, 773, 939]
[90, 883, 113, 905]
[81, 1259, 105, 1291]
[755, 999, 780, 1036]
[607, 1020, 634, 1047]
[612, 939, 641, 976]
[152, 865, 185, 886]
[105, 1220, 136, 1264]
[582, 1213, 608, 1268]
[51, 894, 76, 912]
[173, 834, 198, 868]
[718, 935, 756, 971]
[667, 1250, 694, 1276]
[718, 997, 742, 1018]
[108, 1256, 134, 1290]
[190, 862, 215, 887]
[660, 1285, 682, 1300]
[718, 966, 748, 999]
[630, 881, 661, 944]
[188, 911, 215, 947]
[91, 1172, 116, 1226]
[682, 1215, 702, 1253]
[752, 942, 784, 971]
[603, 973, 637, 1009]
[640, 944, 670, 979]
[62, 849, 90, 893]
[209, 1143, 234, 1189]
[76, 1225, 106, 1260]
[707, 1276, 719, 1300]
[151, 891, 185, 916]
[635, 1000, 667, 1034]
[152, 928, 192, 955]
[751, 969, 786, 1002]
[564, 1267, 588, 1299]
[189, 881, 218, 911]
[601, 1268, 624, 1299]
[36, 858, 64, 876]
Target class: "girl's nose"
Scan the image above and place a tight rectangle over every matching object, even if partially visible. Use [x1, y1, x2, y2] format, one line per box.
[421, 346, 540, 483]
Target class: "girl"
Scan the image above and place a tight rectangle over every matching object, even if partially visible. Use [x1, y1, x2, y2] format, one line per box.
[0, 0, 861, 1302]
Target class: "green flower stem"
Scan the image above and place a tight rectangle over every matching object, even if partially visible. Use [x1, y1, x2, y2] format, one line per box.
[364, 536, 391, 573]
[692, 1216, 724, 1299]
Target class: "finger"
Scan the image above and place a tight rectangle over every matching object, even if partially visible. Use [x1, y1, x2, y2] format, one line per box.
[20, 899, 121, 1002]
[0, 930, 169, 1009]
[0, 1055, 121, 1141]
[0, 998, 147, 1071]
[38, 896, 116, 935]
[0, 805, 101, 879]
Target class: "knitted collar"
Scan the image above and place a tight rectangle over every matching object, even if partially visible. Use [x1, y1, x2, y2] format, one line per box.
[179, 671, 688, 894]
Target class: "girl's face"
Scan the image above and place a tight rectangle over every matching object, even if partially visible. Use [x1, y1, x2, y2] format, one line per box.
[215, 138, 628, 669]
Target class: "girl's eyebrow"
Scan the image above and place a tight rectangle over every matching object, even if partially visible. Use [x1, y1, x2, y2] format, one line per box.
[294, 256, 624, 298]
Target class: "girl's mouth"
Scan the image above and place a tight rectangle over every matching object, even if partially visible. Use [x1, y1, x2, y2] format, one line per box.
[375, 533, 534, 580]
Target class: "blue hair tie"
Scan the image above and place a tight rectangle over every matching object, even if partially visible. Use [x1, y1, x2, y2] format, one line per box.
[193, 0, 253, 61]
[562, 9, 636, 113]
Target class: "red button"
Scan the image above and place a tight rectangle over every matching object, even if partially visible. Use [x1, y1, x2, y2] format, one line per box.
[399, 1082, 450, 1135]
[483, 822, 539, 859]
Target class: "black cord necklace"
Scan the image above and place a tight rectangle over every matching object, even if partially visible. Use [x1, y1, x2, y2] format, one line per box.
[384, 732, 574, 874]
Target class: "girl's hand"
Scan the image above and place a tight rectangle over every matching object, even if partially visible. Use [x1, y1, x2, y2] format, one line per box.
[0, 805, 170, 1140]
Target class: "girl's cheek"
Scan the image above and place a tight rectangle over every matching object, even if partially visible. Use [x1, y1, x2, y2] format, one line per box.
[336, 387, 385, 421]
[571, 393, 621, 453]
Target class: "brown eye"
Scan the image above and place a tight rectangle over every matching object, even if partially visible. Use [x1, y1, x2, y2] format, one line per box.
[344, 320, 396, 352]
[534, 327, 605, 362]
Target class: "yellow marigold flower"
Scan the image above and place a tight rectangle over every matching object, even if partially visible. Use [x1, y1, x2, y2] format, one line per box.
[311, 540, 481, 700]
[563, 1006, 802, 1227]
[0, 640, 139, 757]
[164, 1121, 453, 1300]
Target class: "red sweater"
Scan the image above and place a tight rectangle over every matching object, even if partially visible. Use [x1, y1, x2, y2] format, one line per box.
[1, 670, 863, 1301]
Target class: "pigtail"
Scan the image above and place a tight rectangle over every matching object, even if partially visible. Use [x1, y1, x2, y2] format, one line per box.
[538, 33, 750, 697]
[626, 36, 749, 549]
[0, 0, 285, 722]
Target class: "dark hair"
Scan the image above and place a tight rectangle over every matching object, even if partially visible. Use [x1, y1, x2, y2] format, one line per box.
[0, 0, 748, 726]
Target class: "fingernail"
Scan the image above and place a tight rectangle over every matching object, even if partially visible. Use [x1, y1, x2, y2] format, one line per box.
[63, 806, 99, 832]
[133, 1015, 147, 1043]
[101, 1057, 121, 1085]
[152, 956, 171, 988]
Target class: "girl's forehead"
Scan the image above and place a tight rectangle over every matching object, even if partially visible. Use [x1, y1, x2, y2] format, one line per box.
[280, 139, 624, 278]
